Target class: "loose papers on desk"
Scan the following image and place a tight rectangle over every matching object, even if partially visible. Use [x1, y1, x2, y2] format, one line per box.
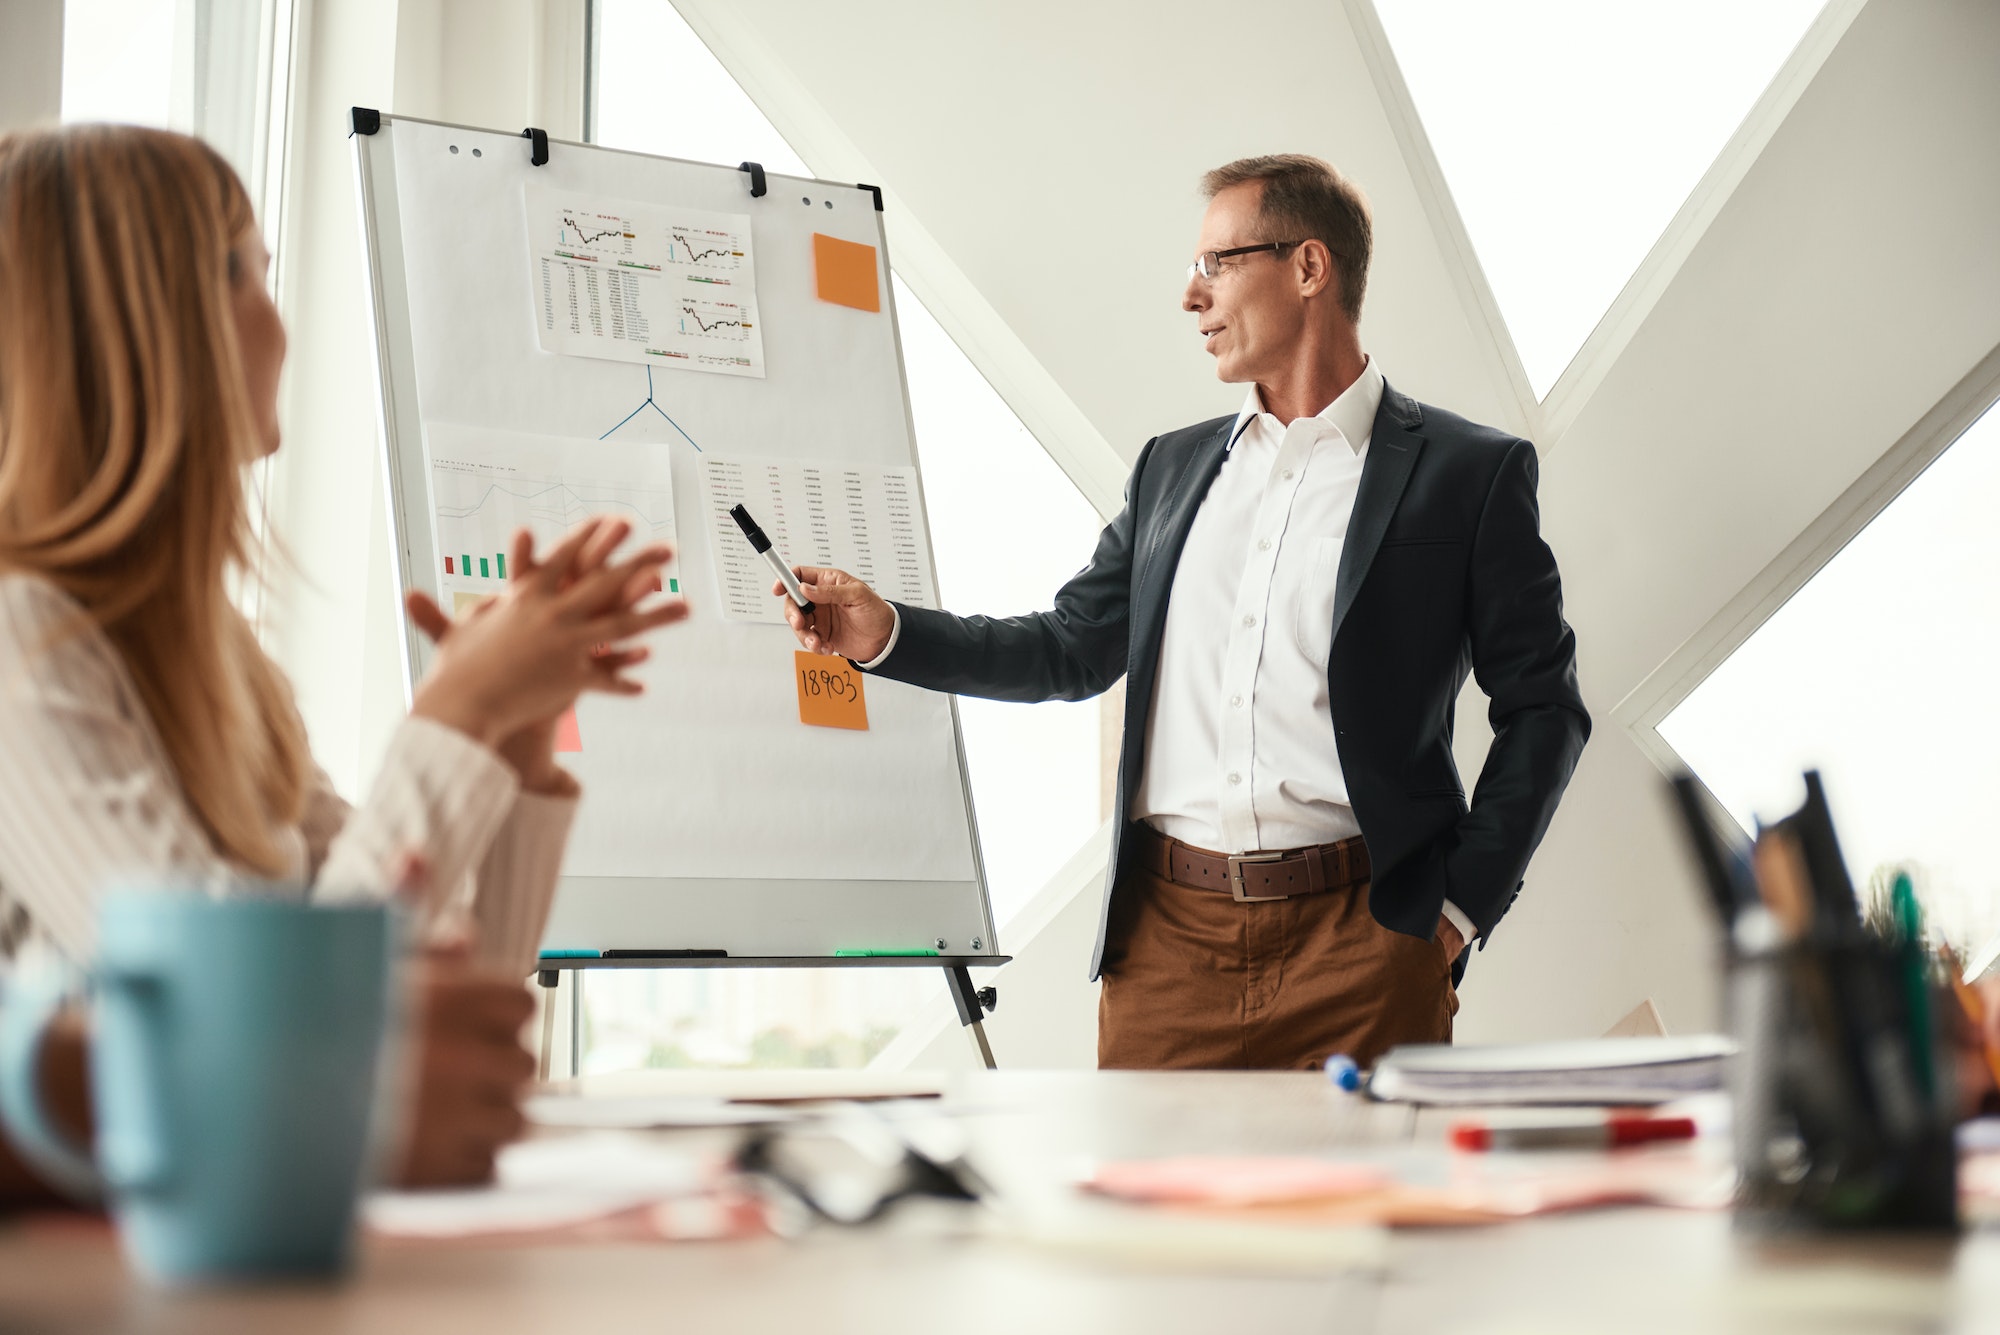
[365, 1133, 766, 1243]
[1081, 1148, 1733, 1228]
[1367, 1035, 1735, 1106]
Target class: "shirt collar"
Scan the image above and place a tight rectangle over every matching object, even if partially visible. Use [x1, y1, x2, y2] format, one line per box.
[1227, 355, 1384, 455]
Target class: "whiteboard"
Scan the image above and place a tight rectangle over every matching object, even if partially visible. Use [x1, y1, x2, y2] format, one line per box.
[353, 115, 993, 958]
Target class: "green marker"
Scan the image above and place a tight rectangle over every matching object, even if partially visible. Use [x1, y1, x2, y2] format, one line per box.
[834, 948, 939, 958]
[539, 949, 602, 959]
[1891, 872, 1935, 1101]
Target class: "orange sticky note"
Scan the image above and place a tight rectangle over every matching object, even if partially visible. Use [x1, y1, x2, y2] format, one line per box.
[812, 233, 880, 312]
[795, 651, 869, 730]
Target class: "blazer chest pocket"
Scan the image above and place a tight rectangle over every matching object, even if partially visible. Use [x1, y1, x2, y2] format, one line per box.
[1293, 536, 1341, 671]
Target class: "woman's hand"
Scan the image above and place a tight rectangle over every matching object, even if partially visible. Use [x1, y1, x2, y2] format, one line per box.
[493, 716, 580, 798]
[395, 956, 538, 1188]
[405, 518, 686, 759]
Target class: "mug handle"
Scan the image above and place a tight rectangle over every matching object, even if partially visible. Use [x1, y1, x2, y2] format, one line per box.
[92, 964, 176, 1194]
[0, 962, 102, 1203]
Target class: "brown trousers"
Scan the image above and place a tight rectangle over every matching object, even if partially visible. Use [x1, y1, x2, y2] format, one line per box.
[1097, 859, 1457, 1071]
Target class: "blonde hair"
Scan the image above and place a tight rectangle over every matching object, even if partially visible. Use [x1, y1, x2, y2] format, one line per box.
[0, 124, 309, 876]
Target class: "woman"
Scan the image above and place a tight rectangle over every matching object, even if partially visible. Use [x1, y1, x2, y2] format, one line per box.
[0, 125, 683, 1180]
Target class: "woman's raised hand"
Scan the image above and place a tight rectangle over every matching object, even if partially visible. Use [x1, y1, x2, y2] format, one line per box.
[404, 517, 687, 761]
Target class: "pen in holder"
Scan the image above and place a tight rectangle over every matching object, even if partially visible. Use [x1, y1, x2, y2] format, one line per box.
[1728, 922, 1956, 1231]
[1672, 771, 1957, 1232]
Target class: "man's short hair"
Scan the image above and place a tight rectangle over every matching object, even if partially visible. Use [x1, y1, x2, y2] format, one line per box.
[1201, 155, 1373, 323]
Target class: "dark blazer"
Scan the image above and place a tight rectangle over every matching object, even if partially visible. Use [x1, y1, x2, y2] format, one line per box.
[870, 381, 1590, 977]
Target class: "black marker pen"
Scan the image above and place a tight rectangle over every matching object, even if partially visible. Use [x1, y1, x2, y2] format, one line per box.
[729, 503, 815, 616]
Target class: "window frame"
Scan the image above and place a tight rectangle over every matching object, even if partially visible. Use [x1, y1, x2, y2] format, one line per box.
[1614, 339, 2000, 783]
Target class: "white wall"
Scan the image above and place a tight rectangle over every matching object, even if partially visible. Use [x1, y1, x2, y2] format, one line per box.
[0, 0, 64, 133]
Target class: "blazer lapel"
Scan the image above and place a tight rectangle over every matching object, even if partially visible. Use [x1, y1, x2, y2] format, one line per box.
[1330, 384, 1426, 649]
[1130, 417, 1236, 677]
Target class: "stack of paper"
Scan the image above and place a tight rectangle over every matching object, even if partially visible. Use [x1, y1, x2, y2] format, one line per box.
[1368, 1035, 1735, 1106]
[365, 1133, 765, 1243]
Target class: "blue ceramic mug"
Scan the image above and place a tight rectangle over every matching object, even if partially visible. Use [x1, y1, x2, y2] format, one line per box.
[0, 890, 398, 1283]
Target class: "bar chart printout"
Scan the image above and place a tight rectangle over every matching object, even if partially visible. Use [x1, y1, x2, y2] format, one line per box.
[426, 422, 684, 759]
[426, 421, 681, 604]
[699, 455, 937, 624]
[524, 184, 765, 378]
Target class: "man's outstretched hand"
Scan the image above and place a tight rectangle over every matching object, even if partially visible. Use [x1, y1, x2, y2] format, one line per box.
[776, 566, 895, 663]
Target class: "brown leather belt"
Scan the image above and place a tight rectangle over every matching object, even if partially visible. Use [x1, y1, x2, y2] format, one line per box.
[1130, 822, 1371, 903]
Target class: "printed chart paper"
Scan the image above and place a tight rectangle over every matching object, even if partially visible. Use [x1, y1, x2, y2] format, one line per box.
[699, 455, 937, 624]
[427, 421, 682, 609]
[525, 185, 765, 378]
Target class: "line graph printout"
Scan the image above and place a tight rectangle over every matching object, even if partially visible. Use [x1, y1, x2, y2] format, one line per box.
[425, 421, 682, 615]
[524, 185, 765, 378]
[699, 455, 937, 624]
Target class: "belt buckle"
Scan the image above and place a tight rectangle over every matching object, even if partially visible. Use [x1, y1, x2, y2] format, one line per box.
[1227, 851, 1288, 902]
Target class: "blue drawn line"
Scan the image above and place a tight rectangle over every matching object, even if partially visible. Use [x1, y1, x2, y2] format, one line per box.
[601, 399, 651, 438]
[599, 366, 704, 451]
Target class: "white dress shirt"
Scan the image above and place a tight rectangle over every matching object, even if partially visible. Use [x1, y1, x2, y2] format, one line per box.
[1132, 359, 1473, 943]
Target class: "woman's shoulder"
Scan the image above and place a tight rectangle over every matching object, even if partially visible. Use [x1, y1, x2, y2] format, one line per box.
[0, 573, 124, 700]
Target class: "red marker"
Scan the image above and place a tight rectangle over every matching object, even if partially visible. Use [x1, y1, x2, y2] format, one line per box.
[1450, 1115, 1698, 1152]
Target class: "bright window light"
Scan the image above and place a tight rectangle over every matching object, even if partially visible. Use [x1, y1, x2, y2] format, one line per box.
[59, 0, 285, 231]
[1373, 0, 1826, 398]
[590, 0, 1104, 1069]
[1659, 400, 2000, 957]
[61, 0, 181, 130]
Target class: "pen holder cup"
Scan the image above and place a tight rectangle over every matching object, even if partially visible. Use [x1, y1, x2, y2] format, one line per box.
[1728, 937, 1958, 1232]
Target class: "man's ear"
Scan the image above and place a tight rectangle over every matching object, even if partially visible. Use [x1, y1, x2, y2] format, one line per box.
[1296, 239, 1335, 301]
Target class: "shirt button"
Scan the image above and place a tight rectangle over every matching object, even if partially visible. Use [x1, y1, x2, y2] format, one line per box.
[1230, 694, 1244, 708]
[1242, 614, 1256, 628]
[1282, 469, 1295, 480]
[1257, 538, 1272, 551]
[1227, 772, 1242, 785]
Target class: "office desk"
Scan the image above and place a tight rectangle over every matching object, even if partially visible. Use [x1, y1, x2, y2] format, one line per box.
[2, 1070, 1996, 1334]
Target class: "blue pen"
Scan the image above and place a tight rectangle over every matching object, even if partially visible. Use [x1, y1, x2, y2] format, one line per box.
[1324, 1053, 1364, 1092]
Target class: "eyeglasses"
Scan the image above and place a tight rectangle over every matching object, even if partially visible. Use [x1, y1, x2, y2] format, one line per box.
[1187, 241, 1300, 282]
[734, 1109, 988, 1230]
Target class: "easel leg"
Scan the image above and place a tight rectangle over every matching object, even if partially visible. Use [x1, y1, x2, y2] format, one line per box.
[570, 968, 585, 1079]
[536, 969, 558, 1083]
[943, 965, 997, 1070]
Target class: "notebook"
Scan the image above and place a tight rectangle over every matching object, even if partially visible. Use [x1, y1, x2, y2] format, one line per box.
[1367, 1035, 1735, 1106]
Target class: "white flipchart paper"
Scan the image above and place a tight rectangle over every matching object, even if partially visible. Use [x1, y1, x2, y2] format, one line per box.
[383, 119, 981, 898]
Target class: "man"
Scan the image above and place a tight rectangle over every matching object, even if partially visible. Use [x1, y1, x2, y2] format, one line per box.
[781, 155, 1589, 1070]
